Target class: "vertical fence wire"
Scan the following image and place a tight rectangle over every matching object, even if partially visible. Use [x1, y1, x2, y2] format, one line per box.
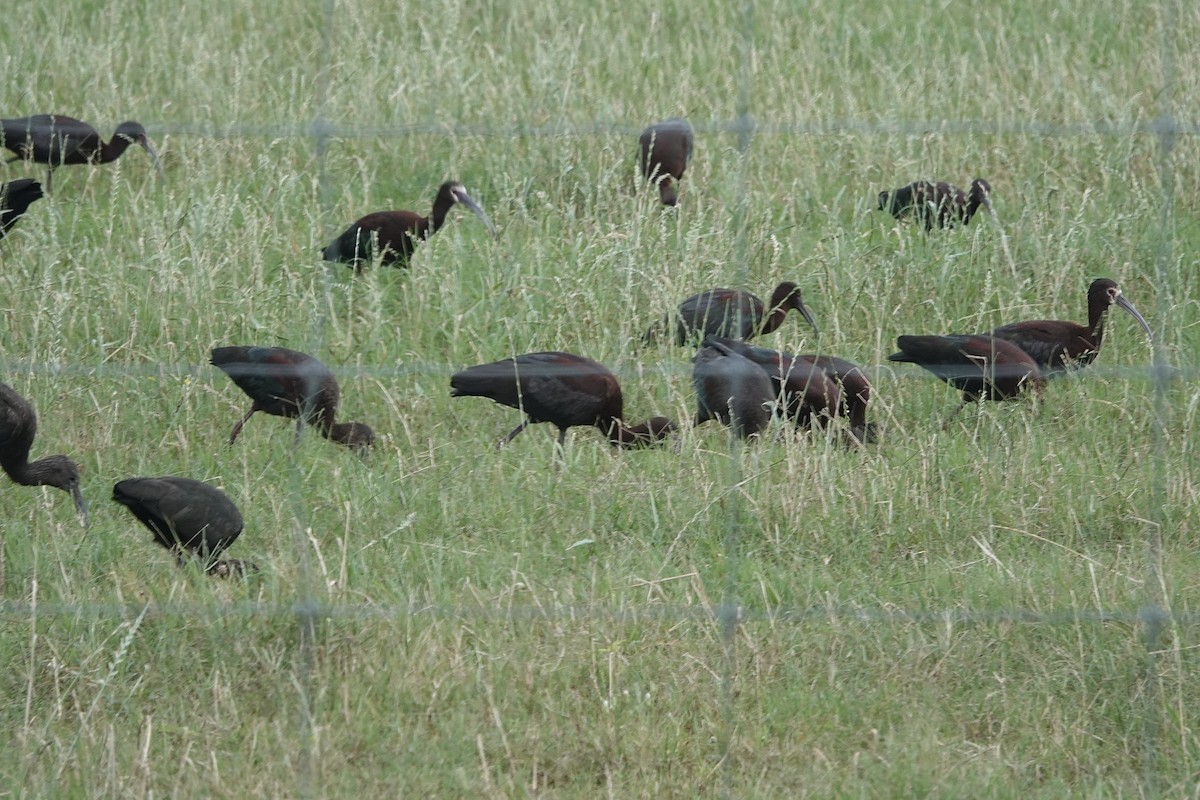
[1142, 1, 1181, 795]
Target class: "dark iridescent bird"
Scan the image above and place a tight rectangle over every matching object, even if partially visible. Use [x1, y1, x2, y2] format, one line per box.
[1, 179, 43, 238]
[450, 351, 675, 448]
[888, 334, 1043, 406]
[322, 180, 496, 268]
[112, 477, 256, 577]
[639, 118, 694, 206]
[210, 346, 376, 451]
[701, 337, 841, 432]
[988, 278, 1152, 377]
[1, 115, 163, 191]
[645, 281, 818, 345]
[692, 338, 776, 438]
[799, 355, 877, 443]
[878, 178, 992, 231]
[0, 381, 88, 526]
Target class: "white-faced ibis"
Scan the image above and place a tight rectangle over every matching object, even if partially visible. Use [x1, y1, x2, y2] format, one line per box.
[0, 381, 88, 526]
[878, 178, 992, 231]
[1, 115, 163, 191]
[889, 334, 1043, 406]
[645, 281, 819, 345]
[639, 118, 694, 206]
[322, 180, 497, 269]
[450, 351, 675, 448]
[989, 278, 1153, 377]
[112, 477, 256, 576]
[701, 337, 841, 432]
[1, 179, 43, 238]
[210, 346, 376, 451]
[692, 339, 776, 438]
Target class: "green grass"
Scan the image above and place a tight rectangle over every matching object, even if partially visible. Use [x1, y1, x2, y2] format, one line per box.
[3, 0, 1200, 795]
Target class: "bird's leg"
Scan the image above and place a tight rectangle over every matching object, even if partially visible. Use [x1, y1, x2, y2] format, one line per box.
[228, 408, 256, 445]
[293, 417, 305, 447]
[496, 419, 529, 449]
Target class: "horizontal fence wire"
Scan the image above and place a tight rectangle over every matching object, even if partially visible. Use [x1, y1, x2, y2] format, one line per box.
[0, 599, 1191, 628]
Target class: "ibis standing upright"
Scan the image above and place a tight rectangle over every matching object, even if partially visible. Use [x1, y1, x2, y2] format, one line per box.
[1, 115, 163, 191]
[322, 180, 496, 268]
[639, 118, 693, 206]
[988, 278, 1153, 376]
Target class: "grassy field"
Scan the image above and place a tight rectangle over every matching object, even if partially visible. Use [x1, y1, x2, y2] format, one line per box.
[3, 0, 1200, 796]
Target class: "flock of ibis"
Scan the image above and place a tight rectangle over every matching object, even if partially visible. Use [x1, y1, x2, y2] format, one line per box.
[1, 113, 1156, 577]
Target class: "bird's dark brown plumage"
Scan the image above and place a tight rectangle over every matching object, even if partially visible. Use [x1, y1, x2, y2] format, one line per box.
[322, 180, 496, 268]
[112, 477, 253, 575]
[646, 281, 819, 345]
[1, 179, 43, 238]
[692, 339, 776, 438]
[701, 337, 842, 432]
[2, 115, 162, 191]
[450, 351, 675, 448]
[639, 118, 694, 206]
[0, 381, 88, 526]
[989, 278, 1152, 377]
[889, 334, 1043, 405]
[878, 178, 992, 231]
[211, 346, 375, 450]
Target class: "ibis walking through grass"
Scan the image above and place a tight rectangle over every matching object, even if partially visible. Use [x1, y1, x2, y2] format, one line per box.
[1, 115, 163, 191]
[878, 178, 992, 231]
[211, 346, 376, 451]
[322, 180, 496, 268]
[450, 351, 675, 449]
[889, 334, 1043, 407]
[645, 281, 818, 345]
[112, 477, 256, 576]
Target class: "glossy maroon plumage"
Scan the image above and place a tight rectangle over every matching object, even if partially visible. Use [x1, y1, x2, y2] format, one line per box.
[797, 355, 876, 443]
[0, 381, 88, 526]
[701, 337, 841, 431]
[322, 180, 496, 268]
[2, 115, 162, 191]
[639, 118, 694, 206]
[450, 351, 675, 448]
[112, 477, 255, 576]
[210, 346, 375, 450]
[1, 179, 43, 238]
[989, 278, 1152, 376]
[692, 339, 776, 438]
[878, 178, 992, 231]
[646, 281, 819, 345]
[889, 334, 1043, 404]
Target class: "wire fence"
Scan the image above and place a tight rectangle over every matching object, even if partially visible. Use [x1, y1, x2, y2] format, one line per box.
[3, 0, 1195, 796]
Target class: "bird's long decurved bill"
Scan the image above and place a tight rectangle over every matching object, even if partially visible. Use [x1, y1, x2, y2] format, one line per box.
[797, 302, 819, 337]
[138, 136, 165, 183]
[71, 483, 90, 528]
[1116, 294, 1154, 343]
[458, 193, 497, 237]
